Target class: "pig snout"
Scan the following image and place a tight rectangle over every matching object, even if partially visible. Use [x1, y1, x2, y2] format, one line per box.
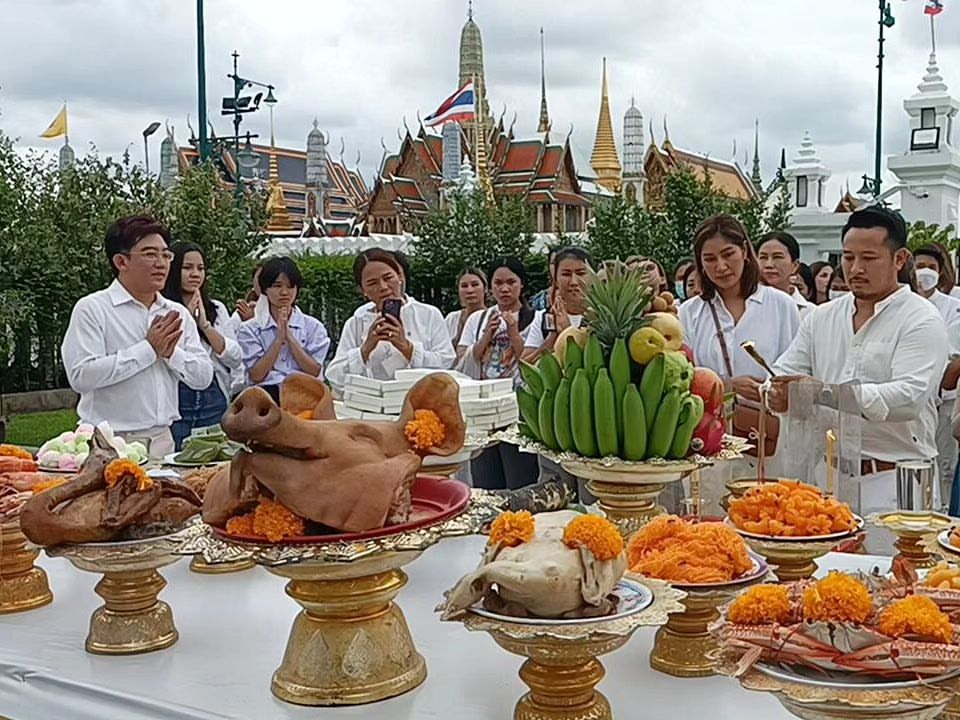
[222, 387, 281, 441]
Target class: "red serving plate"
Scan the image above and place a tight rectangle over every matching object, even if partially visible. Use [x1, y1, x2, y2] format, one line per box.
[211, 474, 471, 545]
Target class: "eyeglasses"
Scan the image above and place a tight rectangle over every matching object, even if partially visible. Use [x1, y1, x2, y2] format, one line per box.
[126, 249, 174, 264]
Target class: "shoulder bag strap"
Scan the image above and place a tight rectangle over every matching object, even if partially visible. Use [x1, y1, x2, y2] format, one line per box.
[706, 300, 735, 379]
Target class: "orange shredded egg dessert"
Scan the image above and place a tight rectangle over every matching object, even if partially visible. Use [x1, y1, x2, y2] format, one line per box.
[252, 498, 305, 542]
[225, 513, 256, 536]
[0, 444, 33, 460]
[801, 572, 873, 624]
[627, 515, 753, 584]
[31, 477, 67, 494]
[104, 458, 153, 491]
[404, 409, 446, 451]
[729, 480, 856, 537]
[488, 510, 535, 548]
[877, 596, 953, 644]
[562, 515, 624, 561]
[728, 585, 793, 625]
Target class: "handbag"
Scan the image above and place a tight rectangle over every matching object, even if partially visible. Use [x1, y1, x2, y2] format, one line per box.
[706, 301, 779, 457]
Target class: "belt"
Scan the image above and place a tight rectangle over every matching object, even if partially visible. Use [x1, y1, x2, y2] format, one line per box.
[860, 458, 896, 475]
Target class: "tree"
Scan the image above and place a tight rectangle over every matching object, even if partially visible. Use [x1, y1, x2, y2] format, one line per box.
[410, 189, 535, 311]
[907, 220, 958, 252]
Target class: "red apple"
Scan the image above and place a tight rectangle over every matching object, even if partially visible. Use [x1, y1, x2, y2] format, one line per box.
[690, 412, 725, 456]
[680, 343, 695, 364]
[690, 367, 724, 416]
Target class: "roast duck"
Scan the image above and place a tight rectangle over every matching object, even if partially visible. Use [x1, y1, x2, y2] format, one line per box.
[202, 372, 466, 535]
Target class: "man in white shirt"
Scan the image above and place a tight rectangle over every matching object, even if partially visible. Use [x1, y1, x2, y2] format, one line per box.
[61, 216, 213, 459]
[770, 206, 948, 525]
[914, 245, 960, 499]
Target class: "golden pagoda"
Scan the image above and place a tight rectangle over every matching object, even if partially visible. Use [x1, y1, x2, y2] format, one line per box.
[590, 57, 622, 193]
[265, 132, 295, 232]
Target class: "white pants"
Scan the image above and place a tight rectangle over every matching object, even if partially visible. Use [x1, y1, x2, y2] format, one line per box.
[124, 426, 175, 461]
[936, 399, 958, 506]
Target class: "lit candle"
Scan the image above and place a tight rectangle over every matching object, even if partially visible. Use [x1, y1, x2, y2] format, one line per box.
[826, 429, 837, 496]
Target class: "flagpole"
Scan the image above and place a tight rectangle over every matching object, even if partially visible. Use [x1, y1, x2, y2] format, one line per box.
[930, 12, 936, 54]
[472, 73, 478, 174]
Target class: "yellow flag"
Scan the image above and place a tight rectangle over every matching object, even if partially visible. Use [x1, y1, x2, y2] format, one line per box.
[40, 105, 68, 139]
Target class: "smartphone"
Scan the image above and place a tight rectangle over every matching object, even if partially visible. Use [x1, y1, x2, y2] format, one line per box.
[382, 298, 402, 322]
[542, 312, 556, 335]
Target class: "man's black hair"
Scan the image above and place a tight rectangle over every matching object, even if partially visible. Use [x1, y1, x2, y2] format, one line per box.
[757, 231, 801, 262]
[258, 256, 304, 293]
[103, 215, 171, 276]
[841, 205, 908, 250]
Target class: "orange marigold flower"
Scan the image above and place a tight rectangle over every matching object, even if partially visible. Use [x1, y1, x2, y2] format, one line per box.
[104, 458, 153, 491]
[404, 409, 446, 451]
[562, 515, 624, 561]
[32, 477, 67, 494]
[225, 513, 256, 536]
[878, 595, 954, 644]
[252, 498, 305, 542]
[488, 510, 535, 548]
[801, 572, 873, 624]
[728, 585, 793, 625]
[0, 444, 33, 460]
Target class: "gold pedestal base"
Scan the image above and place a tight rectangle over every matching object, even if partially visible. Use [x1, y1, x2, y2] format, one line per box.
[189, 555, 254, 574]
[744, 538, 835, 583]
[649, 593, 723, 678]
[0, 521, 53, 614]
[49, 534, 183, 655]
[893, 534, 937, 570]
[266, 551, 426, 706]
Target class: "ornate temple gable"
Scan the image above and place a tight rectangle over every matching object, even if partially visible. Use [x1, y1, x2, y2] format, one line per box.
[643, 144, 670, 211]
[834, 191, 863, 213]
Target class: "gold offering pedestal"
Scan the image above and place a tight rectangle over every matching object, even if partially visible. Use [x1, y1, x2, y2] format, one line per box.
[177, 490, 502, 707]
[869, 511, 952, 570]
[731, 663, 958, 720]
[739, 535, 839, 582]
[47, 533, 185, 654]
[460, 578, 685, 720]
[189, 555, 254, 574]
[0, 519, 53, 614]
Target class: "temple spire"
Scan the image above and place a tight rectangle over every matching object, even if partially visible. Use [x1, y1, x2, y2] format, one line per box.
[751, 118, 762, 190]
[590, 57, 621, 193]
[537, 27, 551, 134]
[459, 1, 489, 147]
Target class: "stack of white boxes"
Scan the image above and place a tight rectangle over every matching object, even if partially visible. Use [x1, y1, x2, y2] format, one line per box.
[335, 369, 518, 432]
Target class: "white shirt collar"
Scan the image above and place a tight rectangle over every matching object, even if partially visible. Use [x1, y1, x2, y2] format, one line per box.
[106, 279, 170, 310]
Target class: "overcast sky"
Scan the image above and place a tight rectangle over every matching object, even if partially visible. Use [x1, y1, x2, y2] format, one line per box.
[2, 0, 958, 204]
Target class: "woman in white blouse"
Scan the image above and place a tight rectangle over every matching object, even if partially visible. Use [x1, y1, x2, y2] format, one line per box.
[445, 268, 488, 359]
[522, 247, 592, 362]
[163, 242, 244, 449]
[326, 249, 455, 394]
[757, 231, 812, 316]
[679, 215, 800, 403]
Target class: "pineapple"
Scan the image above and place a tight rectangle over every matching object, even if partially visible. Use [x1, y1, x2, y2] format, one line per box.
[584, 262, 654, 350]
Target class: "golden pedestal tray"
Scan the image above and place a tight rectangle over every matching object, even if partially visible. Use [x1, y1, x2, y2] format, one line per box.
[177, 488, 503, 707]
[189, 556, 255, 574]
[730, 662, 958, 720]
[458, 577, 685, 720]
[0, 519, 53, 614]
[46, 532, 185, 654]
[648, 556, 772, 678]
[868, 511, 952, 570]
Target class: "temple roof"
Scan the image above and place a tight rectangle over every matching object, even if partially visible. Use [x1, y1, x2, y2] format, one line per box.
[645, 141, 758, 201]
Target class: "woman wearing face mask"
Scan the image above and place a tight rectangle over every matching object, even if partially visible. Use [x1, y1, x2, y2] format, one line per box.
[237, 256, 331, 406]
[673, 258, 694, 301]
[809, 261, 834, 304]
[326, 249, 454, 395]
[522, 247, 592, 362]
[445, 268, 488, 355]
[757, 231, 811, 315]
[162, 242, 244, 449]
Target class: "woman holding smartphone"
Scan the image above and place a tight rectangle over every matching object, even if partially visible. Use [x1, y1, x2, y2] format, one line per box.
[522, 247, 592, 362]
[325, 248, 455, 394]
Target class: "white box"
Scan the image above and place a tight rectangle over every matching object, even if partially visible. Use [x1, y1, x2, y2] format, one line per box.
[381, 400, 404, 415]
[480, 379, 513, 398]
[456, 379, 483, 399]
[337, 405, 364, 420]
[344, 375, 385, 394]
[460, 397, 500, 415]
[361, 411, 396, 421]
[343, 392, 384, 413]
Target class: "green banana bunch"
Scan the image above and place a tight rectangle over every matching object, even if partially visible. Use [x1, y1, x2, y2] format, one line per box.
[517, 388, 541, 441]
[593, 368, 619, 457]
[639, 355, 665, 434]
[582, 335, 604, 383]
[538, 387, 558, 450]
[669, 394, 705, 459]
[538, 352, 563, 392]
[609, 338, 630, 441]
[519, 361, 544, 398]
[570, 368, 598, 457]
[647, 388, 682, 458]
[621, 384, 647, 460]
[553, 377, 575, 452]
[564, 337, 583, 376]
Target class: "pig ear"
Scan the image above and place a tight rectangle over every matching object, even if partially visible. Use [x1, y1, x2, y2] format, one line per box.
[398, 373, 466, 456]
[280, 373, 336, 420]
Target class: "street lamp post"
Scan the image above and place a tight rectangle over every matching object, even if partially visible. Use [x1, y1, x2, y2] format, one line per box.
[863, 1, 896, 198]
[222, 51, 276, 198]
[197, 0, 209, 161]
[142, 121, 161, 175]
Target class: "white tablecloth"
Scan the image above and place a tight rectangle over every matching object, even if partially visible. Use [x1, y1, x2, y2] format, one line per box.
[0, 537, 891, 720]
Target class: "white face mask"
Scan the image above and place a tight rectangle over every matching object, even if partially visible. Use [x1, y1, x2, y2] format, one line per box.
[829, 289, 849, 301]
[916, 268, 940, 292]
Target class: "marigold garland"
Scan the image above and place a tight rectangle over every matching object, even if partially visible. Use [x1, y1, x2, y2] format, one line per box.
[32, 477, 67, 494]
[877, 595, 954, 644]
[404, 409, 446, 451]
[0, 444, 33, 460]
[488, 510, 535, 547]
[104, 458, 153, 491]
[562, 514, 624, 561]
[728, 585, 793, 625]
[801, 572, 873, 624]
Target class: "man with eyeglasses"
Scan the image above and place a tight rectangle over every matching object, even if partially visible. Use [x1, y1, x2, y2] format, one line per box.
[61, 215, 213, 459]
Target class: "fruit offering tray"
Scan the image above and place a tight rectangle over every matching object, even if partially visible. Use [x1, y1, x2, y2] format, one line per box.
[176, 488, 506, 566]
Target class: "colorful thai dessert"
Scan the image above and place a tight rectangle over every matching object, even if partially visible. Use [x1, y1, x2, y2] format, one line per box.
[0, 444, 54, 522]
[728, 480, 857, 537]
[19, 429, 201, 546]
[202, 372, 466, 540]
[715, 571, 960, 679]
[36, 422, 148, 472]
[438, 510, 627, 619]
[627, 514, 754, 585]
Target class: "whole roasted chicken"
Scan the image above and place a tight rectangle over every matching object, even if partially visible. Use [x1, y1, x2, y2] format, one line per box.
[20, 429, 201, 546]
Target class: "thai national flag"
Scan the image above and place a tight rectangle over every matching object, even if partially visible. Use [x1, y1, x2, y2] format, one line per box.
[925, 0, 943, 16]
[424, 82, 475, 127]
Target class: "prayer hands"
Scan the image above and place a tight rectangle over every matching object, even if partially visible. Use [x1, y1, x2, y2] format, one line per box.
[147, 311, 182, 359]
